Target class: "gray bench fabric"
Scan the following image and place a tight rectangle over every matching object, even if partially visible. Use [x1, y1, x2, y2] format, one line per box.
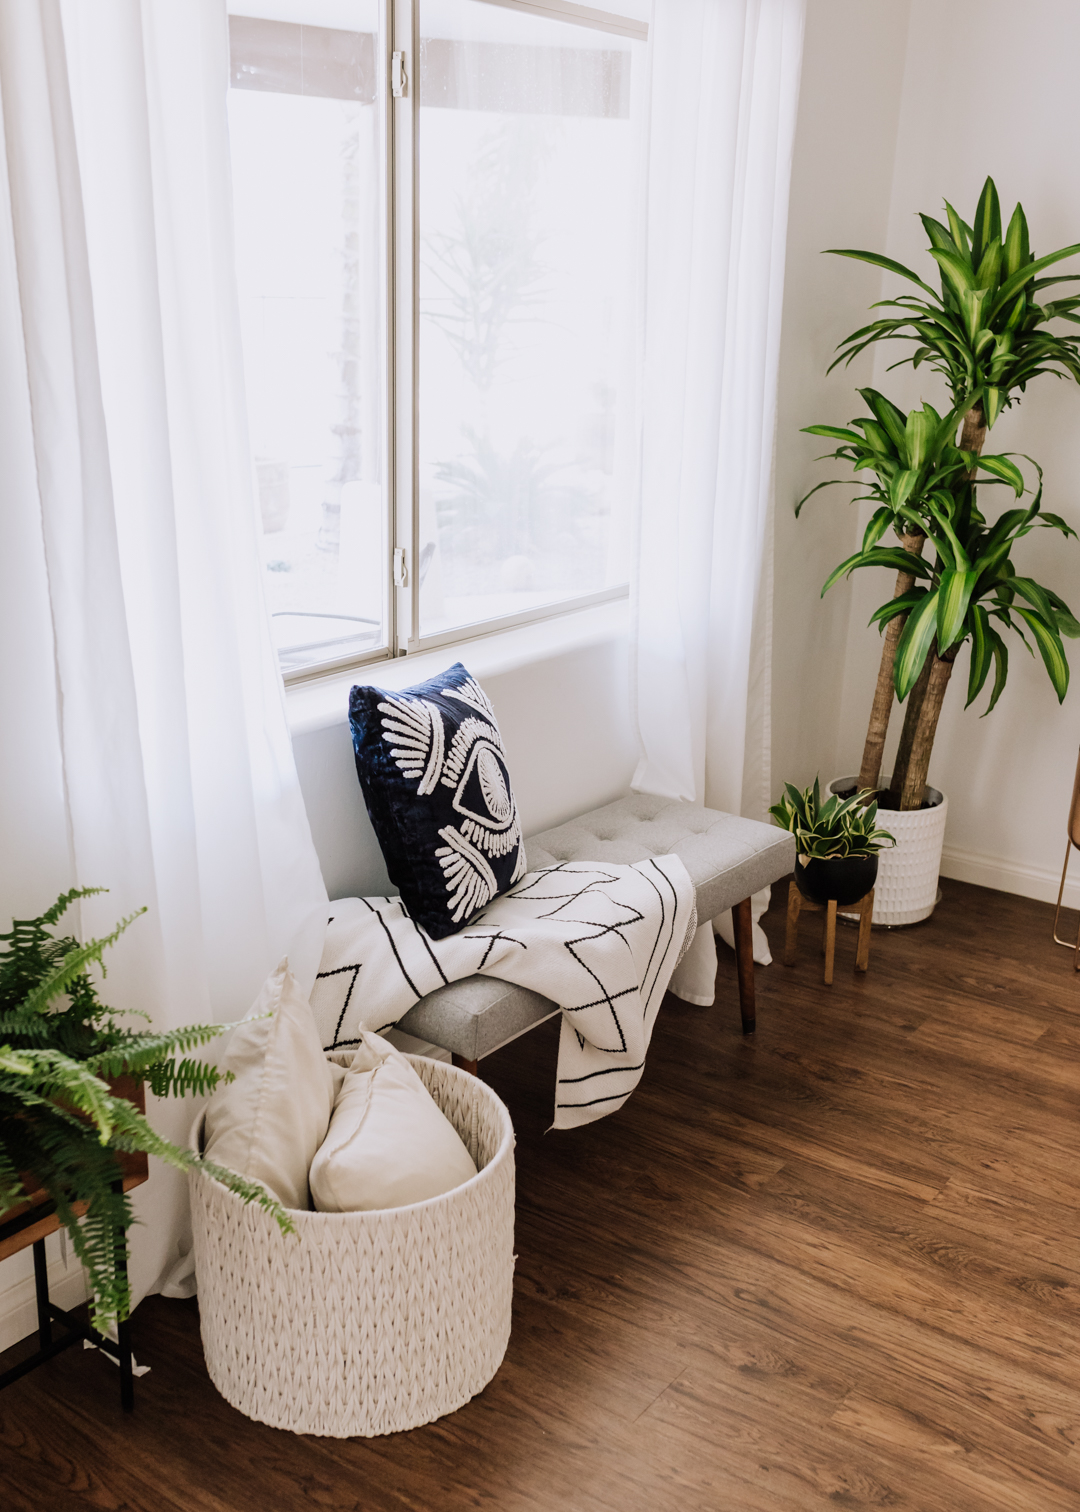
[396, 794, 796, 1062]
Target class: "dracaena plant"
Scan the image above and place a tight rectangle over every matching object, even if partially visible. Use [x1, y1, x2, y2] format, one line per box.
[768, 778, 895, 861]
[828, 177, 1080, 437]
[822, 457, 1079, 808]
[797, 388, 1025, 525]
[0, 889, 292, 1333]
[803, 179, 1080, 807]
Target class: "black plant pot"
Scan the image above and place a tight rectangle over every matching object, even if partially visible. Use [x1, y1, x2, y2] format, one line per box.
[795, 854, 878, 907]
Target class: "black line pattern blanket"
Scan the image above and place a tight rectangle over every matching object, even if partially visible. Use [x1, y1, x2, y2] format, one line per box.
[310, 858, 696, 1129]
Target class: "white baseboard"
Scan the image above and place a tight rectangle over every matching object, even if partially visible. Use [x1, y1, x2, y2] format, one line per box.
[940, 842, 1077, 911]
[1, 1246, 88, 1353]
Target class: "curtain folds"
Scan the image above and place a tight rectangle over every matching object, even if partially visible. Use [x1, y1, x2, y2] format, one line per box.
[0, 0, 327, 1309]
[631, 0, 804, 975]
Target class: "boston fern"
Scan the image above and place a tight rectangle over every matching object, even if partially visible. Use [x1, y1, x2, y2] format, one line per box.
[0, 889, 292, 1333]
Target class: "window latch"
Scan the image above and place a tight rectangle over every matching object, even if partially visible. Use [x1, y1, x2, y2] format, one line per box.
[391, 52, 407, 99]
[393, 546, 408, 587]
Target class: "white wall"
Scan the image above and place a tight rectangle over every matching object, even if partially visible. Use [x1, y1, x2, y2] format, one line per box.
[772, 0, 912, 796]
[829, 0, 1080, 904]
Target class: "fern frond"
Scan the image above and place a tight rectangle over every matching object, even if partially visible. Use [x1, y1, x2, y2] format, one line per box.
[86, 1021, 233, 1081]
[106, 1102, 294, 1234]
[20, 909, 147, 1017]
[144, 1058, 233, 1099]
[0, 1047, 115, 1139]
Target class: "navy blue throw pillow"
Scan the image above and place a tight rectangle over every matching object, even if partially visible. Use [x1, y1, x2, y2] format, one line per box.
[348, 663, 526, 939]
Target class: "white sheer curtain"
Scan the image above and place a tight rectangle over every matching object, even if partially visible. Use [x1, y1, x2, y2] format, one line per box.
[0, 0, 327, 1309]
[632, 0, 804, 997]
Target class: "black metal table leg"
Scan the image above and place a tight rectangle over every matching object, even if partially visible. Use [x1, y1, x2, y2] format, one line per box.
[33, 1239, 51, 1352]
[115, 1234, 134, 1411]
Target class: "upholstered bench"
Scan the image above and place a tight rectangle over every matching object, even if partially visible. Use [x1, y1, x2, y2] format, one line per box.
[396, 793, 796, 1074]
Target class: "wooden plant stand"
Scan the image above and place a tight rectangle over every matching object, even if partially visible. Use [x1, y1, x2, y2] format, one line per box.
[0, 1077, 148, 1410]
[784, 880, 874, 985]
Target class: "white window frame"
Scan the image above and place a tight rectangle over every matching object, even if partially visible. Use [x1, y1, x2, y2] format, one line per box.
[279, 0, 647, 684]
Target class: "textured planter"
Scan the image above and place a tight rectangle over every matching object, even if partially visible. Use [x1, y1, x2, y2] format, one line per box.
[795, 854, 878, 907]
[828, 776, 947, 926]
[189, 1055, 515, 1439]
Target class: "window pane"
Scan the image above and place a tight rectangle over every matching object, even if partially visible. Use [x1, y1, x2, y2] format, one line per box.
[418, 0, 644, 639]
[228, 3, 387, 674]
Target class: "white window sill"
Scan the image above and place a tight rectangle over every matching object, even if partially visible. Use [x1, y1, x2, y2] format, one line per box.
[286, 597, 630, 737]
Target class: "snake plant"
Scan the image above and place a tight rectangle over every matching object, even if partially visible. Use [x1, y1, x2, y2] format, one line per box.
[0, 889, 292, 1333]
[769, 778, 895, 860]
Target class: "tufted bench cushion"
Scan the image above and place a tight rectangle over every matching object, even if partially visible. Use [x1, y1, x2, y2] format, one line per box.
[396, 794, 795, 1065]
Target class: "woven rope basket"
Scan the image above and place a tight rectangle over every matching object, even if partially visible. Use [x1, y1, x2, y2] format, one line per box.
[188, 1055, 515, 1438]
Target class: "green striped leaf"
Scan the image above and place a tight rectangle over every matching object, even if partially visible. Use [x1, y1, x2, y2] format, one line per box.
[943, 201, 973, 259]
[975, 453, 1025, 495]
[972, 178, 1002, 267]
[930, 247, 977, 304]
[984, 627, 1009, 714]
[1044, 587, 1080, 639]
[1003, 202, 1030, 279]
[894, 590, 940, 701]
[869, 588, 924, 630]
[1037, 512, 1078, 538]
[983, 386, 1005, 428]
[1014, 607, 1070, 700]
[920, 214, 959, 256]
[1010, 576, 1057, 626]
[959, 288, 990, 341]
[988, 242, 1080, 322]
[936, 569, 978, 650]
[862, 506, 894, 553]
[857, 388, 909, 451]
[974, 236, 1003, 293]
[825, 248, 940, 300]
[802, 425, 863, 444]
[820, 546, 930, 598]
[965, 604, 993, 707]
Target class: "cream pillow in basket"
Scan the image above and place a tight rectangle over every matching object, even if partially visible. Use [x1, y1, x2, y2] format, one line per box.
[203, 957, 336, 1210]
[310, 1032, 477, 1212]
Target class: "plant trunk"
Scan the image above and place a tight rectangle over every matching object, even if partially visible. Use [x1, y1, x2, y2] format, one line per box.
[888, 649, 933, 807]
[893, 650, 956, 810]
[959, 399, 987, 459]
[869, 400, 986, 802]
[858, 529, 926, 791]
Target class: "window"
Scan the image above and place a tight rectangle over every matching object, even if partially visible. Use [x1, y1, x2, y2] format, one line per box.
[228, 0, 648, 679]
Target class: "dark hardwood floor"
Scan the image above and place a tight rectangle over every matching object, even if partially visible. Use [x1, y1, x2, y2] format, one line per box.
[3, 876, 1080, 1511]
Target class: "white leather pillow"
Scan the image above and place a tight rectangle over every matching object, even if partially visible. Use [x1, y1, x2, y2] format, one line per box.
[203, 958, 335, 1210]
[310, 1033, 478, 1212]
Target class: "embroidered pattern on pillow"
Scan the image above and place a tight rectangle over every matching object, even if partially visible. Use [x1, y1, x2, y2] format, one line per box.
[349, 664, 525, 938]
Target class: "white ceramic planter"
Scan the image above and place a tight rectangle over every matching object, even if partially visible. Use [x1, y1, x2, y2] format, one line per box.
[828, 776, 947, 927]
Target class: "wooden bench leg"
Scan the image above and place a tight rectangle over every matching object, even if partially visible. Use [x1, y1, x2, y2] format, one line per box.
[452, 1054, 480, 1077]
[784, 880, 801, 966]
[732, 896, 756, 1035]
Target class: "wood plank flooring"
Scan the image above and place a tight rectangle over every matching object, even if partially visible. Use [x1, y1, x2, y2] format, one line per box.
[3, 876, 1080, 1511]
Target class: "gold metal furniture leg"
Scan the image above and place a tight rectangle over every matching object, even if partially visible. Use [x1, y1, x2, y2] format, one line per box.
[1052, 839, 1080, 969]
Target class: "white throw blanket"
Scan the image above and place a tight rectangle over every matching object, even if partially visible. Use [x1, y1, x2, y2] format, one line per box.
[311, 858, 696, 1129]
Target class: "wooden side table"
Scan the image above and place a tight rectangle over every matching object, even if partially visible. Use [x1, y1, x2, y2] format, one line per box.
[0, 1077, 148, 1410]
[784, 880, 874, 985]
